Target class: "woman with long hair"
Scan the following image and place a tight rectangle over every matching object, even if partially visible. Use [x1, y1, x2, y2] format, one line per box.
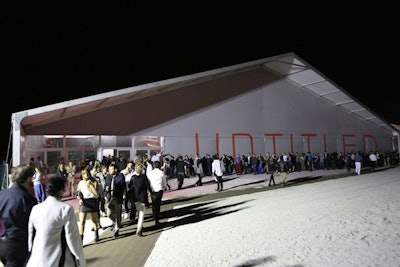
[76, 168, 100, 242]
[32, 166, 47, 203]
[66, 161, 76, 197]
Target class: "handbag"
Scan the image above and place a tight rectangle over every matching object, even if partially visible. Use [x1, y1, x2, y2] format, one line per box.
[108, 198, 116, 210]
[78, 190, 98, 210]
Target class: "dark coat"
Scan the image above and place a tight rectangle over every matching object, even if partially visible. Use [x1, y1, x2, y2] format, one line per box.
[278, 161, 288, 173]
[176, 158, 185, 174]
[105, 172, 125, 204]
[130, 174, 150, 203]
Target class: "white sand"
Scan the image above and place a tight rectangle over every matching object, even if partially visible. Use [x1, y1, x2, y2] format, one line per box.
[144, 167, 400, 267]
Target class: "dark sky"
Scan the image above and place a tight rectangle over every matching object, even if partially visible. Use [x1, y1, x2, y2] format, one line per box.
[1, 2, 399, 161]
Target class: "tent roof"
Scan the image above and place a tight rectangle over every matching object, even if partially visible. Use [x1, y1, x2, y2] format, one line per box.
[13, 52, 398, 135]
[263, 55, 396, 133]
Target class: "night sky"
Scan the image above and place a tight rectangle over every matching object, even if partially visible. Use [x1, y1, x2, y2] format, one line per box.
[1, 2, 399, 161]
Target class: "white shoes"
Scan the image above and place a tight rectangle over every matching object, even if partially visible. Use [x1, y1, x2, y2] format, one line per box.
[123, 212, 129, 219]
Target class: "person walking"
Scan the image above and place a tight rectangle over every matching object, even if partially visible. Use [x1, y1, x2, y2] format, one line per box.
[89, 165, 104, 230]
[146, 161, 168, 227]
[121, 162, 136, 223]
[26, 175, 86, 267]
[104, 163, 125, 238]
[161, 159, 172, 190]
[0, 165, 38, 267]
[130, 163, 150, 236]
[194, 153, 203, 186]
[32, 165, 47, 203]
[267, 156, 277, 186]
[212, 154, 224, 192]
[94, 164, 108, 217]
[354, 152, 363, 175]
[176, 155, 186, 190]
[76, 168, 100, 242]
[167, 155, 176, 178]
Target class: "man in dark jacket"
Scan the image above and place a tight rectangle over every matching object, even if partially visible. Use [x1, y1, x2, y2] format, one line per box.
[176, 156, 186, 190]
[168, 155, 176, 178]
[131, 163, 151, 236]
[268, 156, 277, 186]
[104, 163, 125, 238]
[0, 165, 38, 266]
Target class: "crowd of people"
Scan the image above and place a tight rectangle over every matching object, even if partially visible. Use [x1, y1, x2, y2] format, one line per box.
[51, 152, 172, 240]
[0, 148, 398, 266]
[0, 152, 171, 266]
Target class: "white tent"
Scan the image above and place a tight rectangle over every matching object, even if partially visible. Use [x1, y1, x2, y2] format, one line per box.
[11, 52, 399, 167]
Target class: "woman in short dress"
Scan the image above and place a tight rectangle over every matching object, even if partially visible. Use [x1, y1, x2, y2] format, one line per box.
[76, 168, 100, 242]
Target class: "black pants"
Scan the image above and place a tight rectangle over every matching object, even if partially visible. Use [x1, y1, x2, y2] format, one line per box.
[177, 173, 185, 189]
[150, 190, 163, 224]
[99, 196, 106, 213]
[268, 172, 276, 186]
[195, 175, 202, 186]
[124, 191, 137, 221]
[371, 161, 377, 171]
[0, 238, 29, 267]
[216, 175, 223, 191]
[168, 166, 176, 178]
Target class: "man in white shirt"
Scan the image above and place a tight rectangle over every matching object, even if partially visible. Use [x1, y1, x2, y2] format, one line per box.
[151, 151, 163, 163]
[212, 154, 224, 192]
[146, 161, 168, 226]
[369, 152, 378, 171]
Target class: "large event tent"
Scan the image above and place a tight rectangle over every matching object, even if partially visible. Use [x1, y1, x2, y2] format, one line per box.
[10, 52, 400, 168]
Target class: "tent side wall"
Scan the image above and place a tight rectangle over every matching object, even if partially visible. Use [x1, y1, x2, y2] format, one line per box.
[138, 79, 394, 157]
